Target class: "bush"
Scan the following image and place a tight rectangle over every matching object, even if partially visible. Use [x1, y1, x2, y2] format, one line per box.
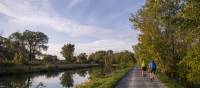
[13, 53, 27, 64]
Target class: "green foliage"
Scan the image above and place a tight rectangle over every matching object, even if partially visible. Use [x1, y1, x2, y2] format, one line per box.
[157, 72, 186, 88]
[77, 53, 88, 64]
[0, 30, 50, 65]
[22, 30, 48, 60]
[77, 67, 131, 88]
[131, 0, 200, 87]
[179, 45, 200, 84]
[60, 43, 75, 62]
[14, 53, 27, 64]
[88, 51, 107, 64]
[9, 30, 48, 60]
[88, 50, 136, 67]
[43, 54, 58, 63]
[60, 72, 74, 88]
[114, 50, 136, 67]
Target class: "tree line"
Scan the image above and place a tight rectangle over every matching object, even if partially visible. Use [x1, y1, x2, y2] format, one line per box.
[130, 0, 200, 87]
[60, 43, 136, 66]
[0, 30, 48, 64]
[0, 30, 136, 66]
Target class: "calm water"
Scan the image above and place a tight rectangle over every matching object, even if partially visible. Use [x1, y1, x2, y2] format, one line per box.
[0, 66, 116, 88]
[0, 69, 93, 88]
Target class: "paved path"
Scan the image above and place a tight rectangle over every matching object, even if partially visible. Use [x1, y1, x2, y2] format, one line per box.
[115, 66, 166, 88]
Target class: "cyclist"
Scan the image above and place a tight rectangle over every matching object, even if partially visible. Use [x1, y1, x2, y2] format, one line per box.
[149, 60, 156, 81]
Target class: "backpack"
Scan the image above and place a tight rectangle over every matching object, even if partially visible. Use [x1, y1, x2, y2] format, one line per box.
[150, 62, 156, 70]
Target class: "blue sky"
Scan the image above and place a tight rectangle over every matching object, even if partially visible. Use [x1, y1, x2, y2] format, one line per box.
[0, 0, 145, 59]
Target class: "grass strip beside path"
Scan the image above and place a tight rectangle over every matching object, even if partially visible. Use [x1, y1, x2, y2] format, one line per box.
[77, 67, 132, 88]
[157, 72, 185, 88]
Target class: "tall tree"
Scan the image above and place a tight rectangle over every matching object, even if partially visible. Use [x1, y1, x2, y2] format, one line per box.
[130, 0, 200, 86]
[130, 0, 183, 76]
[60, 43, 75, 62]
[9, 32, 28, 60]
[23, 30, 48, 60]
[9, 30, 48, 60]
[177, 0, 200, 85]
[77, 53, 87, 64]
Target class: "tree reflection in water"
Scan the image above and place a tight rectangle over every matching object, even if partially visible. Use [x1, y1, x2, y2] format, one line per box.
[60, 71, 74, 88]
[45, 71, 61, 78]
[0, 74, 32, 88]
[35, 82, 46, 88]
[77, 70, 87, 77]
[87, 66, 115, 80]
[0, 68, 112, 88]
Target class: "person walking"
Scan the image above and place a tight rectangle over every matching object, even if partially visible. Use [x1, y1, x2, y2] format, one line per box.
[149, 60, 156, 81]
[141, 60, 147, 77]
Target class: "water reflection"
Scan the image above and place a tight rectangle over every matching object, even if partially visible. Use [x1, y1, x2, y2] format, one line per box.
[0, 66, 116, 88]
[87, 66, 116, 80]
[0, 74, 33, 88]
[0, 69, 89, 88]
[35, 82, 46, 88]
[77, 70, 87, 77]
[60, 72, 74, 88]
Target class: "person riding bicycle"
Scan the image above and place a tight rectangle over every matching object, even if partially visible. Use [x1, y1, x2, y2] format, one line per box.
[149, 60, 156, 81]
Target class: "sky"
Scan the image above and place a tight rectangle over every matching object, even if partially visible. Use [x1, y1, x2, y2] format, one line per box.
[0, 0, 145, 59]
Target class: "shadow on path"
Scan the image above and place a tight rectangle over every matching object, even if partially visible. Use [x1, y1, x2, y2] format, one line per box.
[115, 66, 166, 88]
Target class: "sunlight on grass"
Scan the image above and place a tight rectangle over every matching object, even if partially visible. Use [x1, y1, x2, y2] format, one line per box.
[77, 67, 131, 88]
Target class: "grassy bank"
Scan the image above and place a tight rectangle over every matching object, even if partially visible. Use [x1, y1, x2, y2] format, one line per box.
[157, 72, 185, 88]
[0, 64, 98, 76]
[77, 67, 132, 88]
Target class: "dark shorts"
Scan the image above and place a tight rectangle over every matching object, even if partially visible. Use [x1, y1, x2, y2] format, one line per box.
[150, 69, 156, 74]
[142, 67, 147, 71]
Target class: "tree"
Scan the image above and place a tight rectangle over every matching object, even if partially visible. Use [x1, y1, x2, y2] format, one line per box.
[23, 30, 48, 60]
[14, 53, 27, 64]
[87, 50, 135, 67]
[43, 54, 58, 63]
[9, 30, 48, 60]
[130, 0, 200, 86]
[177, 0, 200, 86]
[113, 50, 135, 67]
[89, 51, 107, 65]
[77, 53, 87, 64]
[9, 32, 28, 60]
[60, 43, 75, 62]
[0, 37, 14, 61]
[130, 0, 184, 75]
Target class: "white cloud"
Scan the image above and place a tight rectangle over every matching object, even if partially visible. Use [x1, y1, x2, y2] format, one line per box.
[0, 0, 138, 59]
[0, 0, 132, 38]
[76, 39, 134, 54]
[44, 43, 64, 59]
[0, 0, 96, 37]
[0, 0, 138, 40]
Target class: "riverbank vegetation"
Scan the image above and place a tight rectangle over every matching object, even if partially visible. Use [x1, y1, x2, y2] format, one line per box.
[130, 0, 200, 88]
[0, 30, 136, 76]
[157, 72, 185, 88]
[77, 66, 132, 88]
[0, 29, 136, 87]
[75, 50, 135, 88]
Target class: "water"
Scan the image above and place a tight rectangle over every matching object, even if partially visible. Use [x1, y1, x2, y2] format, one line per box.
[0, 69, 92, 88]
[0, 66, 116, 88]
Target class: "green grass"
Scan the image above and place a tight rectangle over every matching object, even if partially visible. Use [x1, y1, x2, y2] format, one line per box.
[157, 72, 186, 88]
[77, 67, 131, 88]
